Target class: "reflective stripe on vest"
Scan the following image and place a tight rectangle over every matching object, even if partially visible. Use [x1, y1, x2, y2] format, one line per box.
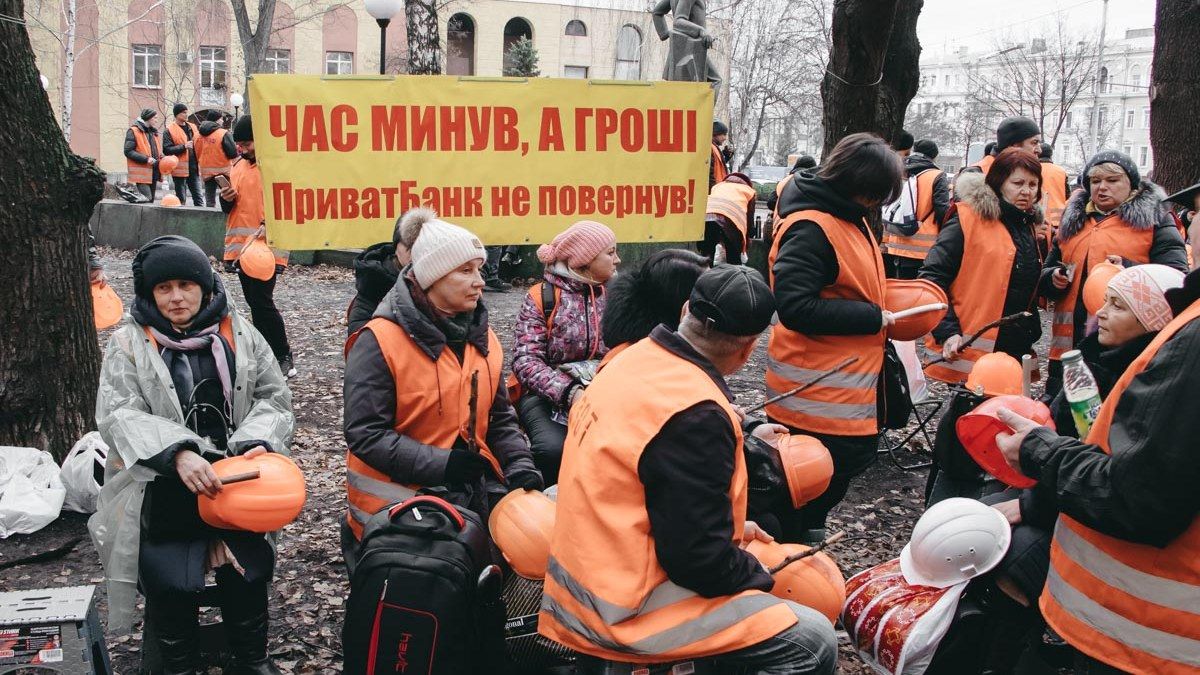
[766, 209, 886, 435]
[706, 182, 756, 254]
[342, 316, 505, 540]
[1041, 163, 1069, 229]
[1049, 214, 1154, 360]
[1040, 300, 1200, 674]
[224, 159, 289, 266]
[885, 169, 943, 261]
[924, 202, 1029, 384]
[538, 337, 797, 662]
[127, 126, 154, 184]
[166, 122, 198, 177]
[198, 128, 232, 180]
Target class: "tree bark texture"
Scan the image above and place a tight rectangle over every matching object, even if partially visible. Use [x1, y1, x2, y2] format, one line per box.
[1149, 0, 1200, 194]
[231, 0, 278, 112]
[405, 0, 441, 75]
[1, 0, 105, 460]
[874, 0, 922, 145]
[820, 0, 900, 155]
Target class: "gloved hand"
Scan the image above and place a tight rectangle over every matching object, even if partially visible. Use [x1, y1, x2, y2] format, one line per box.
[506, 469, 544, 493]
[444, 449, 490, 484]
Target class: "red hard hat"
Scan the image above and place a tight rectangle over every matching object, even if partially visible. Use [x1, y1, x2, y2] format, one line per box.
[92, 282, 124, 329]
[956, 395, 1055, 488]
[157, 155, 179, 175]
[198, 453, 306, 532]
[777, 434, 834, 508]
[745, 539, 846, 623]
[1083, 262, 1123, 315]
[488, 489, 556, 580]
[884, 279, 948, 340]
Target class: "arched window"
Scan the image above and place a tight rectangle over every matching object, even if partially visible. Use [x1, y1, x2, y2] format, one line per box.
[503, 18, 533, 71]
[615, 24, 641, 80]
[565, 20, 586, 37]
[1098, 66, 1110, 93]
[447, 13, 475, 76]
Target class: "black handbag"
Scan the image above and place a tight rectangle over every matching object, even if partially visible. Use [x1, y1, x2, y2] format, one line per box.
[878, 341, 914, 430]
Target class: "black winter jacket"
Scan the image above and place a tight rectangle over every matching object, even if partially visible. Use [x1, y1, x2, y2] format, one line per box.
[1048, 331, 1155, 439]
[198, 121, 239, 164]
[920, 172, 1042, 355]
[347, 242, 400, 337]
[1019, 314, 1200, 547]
[161, 122, 199, 176]
[123, 119, 161, 175]
[772, 172, 884, 336]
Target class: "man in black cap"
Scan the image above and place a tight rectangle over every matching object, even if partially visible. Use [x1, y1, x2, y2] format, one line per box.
[162, 103, 203, 206]
[1166, 181, 1200, 266]
[963, 116, 1041, 175]
[219, 114, 296, 377]
[711, 120, 733, 188]
[542, 264, 838, 674]
[124, 108, 162, 202]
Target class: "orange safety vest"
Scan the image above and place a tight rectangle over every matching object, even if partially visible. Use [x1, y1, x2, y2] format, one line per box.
[165, 122, 199, 178]
[766, 210, 886, 436]
[884, 169, 943, 261]
[924, 203, 1033, 384]
[1041, 162, 1069, 230]
[707, 182, 757, 256]
[1040, 299, 1200, 675]
[539, 337, 798, 662]
[342, 317, 506, 540]
[197, 128, 233, 180]
[1049, 214, 1154, 360]
[126, 125, 155, 185]
[711, 144, 728, 184]
[225, 158, 289, 267]
[972, 154, 994, 175]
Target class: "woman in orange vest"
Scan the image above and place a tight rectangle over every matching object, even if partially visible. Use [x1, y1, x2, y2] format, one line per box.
[161, 103, 203, 206]
[703, 173, 757, 263]
[767, 133, 903, 545]
[995, 267, 1200, 674]
[342, 208, 541, 563]
[1039, 150, 1187, 398]
[123, 108, 161, 202]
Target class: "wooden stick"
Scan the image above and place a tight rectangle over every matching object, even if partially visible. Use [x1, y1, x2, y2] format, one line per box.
[768, 531, 846, 574]
[745, 357, 859, 414]
[220, 470, 260, 485]
[924, 312, 1033, 367]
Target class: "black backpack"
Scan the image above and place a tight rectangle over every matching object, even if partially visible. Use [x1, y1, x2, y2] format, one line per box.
[343, 495, 507, 675]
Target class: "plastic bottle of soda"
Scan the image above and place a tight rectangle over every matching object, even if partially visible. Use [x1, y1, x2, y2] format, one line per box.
[1062, 349, 1102, 438]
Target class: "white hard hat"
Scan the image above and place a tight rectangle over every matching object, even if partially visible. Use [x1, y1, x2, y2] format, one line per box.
[899, 498, 1012, 588]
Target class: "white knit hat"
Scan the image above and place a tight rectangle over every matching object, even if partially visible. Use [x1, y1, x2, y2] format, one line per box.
[401, 207, 486, 290]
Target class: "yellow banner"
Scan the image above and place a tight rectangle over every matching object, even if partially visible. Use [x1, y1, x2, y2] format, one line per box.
[247, 75, 714, 250]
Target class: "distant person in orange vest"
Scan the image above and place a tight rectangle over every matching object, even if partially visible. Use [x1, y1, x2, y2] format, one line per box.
[124, 108, 162, 202]
[197, 110, 237, 208]
[539, 265, 837, 673]
[1037, 142, 1071, 245]
[702, 172, 757, 263]
[768, 133, 903, 545]
[161, 103, 203, 206]
[883, 138, 951, 279]
[710, 120, 733, 188]
[218, 115, 296, 378]
[963, 117, 1042, 177]
[994, 267, 1200, 675]
[767, 154, 817, 221]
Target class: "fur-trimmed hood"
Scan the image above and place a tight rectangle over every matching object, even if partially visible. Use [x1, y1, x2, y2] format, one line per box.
[1058, 181, 1168, 241]
[953, 171, 1044, 222]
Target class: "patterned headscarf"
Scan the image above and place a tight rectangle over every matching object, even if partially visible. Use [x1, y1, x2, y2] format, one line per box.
[1108, 264, 1186, 332]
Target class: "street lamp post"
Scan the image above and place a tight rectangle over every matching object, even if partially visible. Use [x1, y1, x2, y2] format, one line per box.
[231, 92, 244, 123]
[364, 0, 403, 75]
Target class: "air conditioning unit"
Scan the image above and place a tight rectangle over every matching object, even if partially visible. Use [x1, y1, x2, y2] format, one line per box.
[177, 51, 194, 65]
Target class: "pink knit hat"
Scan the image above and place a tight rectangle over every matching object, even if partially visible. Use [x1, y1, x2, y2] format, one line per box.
[536, 220, 617, 269]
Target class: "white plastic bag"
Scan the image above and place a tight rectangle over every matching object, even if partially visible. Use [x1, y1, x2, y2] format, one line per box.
[60, 432, 109, 514]
[891, 340, 930, 404]
[0, 446, 66, 538]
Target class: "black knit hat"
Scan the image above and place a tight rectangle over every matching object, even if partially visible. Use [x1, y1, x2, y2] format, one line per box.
[133, 235, 215, 298]
[688, 265, 776, 336]
[1039, 143, 1054, 160]
[140, 108, 158, 122]
[713, 120, 729, 136]
[1084, 150, 1141, 190]
[233, 114, 253, 142]
[172, 103, 188, 116]
[913, 139, 938, 159]
[996, 116, 1040, 150]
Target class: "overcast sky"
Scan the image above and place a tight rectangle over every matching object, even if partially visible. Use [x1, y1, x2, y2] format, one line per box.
[917, 0, 1156, 54]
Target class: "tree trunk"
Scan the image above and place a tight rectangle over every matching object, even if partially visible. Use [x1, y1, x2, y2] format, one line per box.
[873, 0, 922, 144]
[1149, 0, 1200, 194]
[820, 0, 900, 155]
[405, 0, 441, 75]
[0, 0, 105, 460]
[231, 0, 277, 112]
[736, 97, 770, 171]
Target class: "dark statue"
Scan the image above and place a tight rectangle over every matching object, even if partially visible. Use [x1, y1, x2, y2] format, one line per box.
[649, 0, 721, 91]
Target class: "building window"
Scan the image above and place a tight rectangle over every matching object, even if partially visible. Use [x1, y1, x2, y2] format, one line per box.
[1097, 106, 1108, 129]
[1099, 66, 1112, 93]
[1122, 145, 1132, 157]
[1064, 111, 1073, 128]
[503, 17, 533, 71]
[565, 20, 586, 37]
[199, 46, 227, 90]
[1126, 109, 1135, 129]
[564, 65, 588, 79]
[1131, 70, 1141, 88]
[326, 51, 353, 75]
[265, 48, 291, 74]
[1142, 107, 1150, 129]
[447, 13, 475, 76]
[132, 44, 162, 88]
[1138, 146, 1148, 167]
[615, 24, 642, 80]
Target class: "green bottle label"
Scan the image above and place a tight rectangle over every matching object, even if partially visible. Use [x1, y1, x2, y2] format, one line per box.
[1069, 396, 1102, 437]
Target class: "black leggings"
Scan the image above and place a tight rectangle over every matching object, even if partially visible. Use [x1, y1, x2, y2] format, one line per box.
[238, 269, 291, 360]
[516, 393, 568, 487]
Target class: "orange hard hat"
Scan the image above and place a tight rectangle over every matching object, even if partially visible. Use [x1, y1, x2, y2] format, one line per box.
[488, 489, 556, 579]
[1083, 261, 1123, 315]
[91, 282, 124, 329]
[239, 239, 276, 281]
[964, 352, 1023, 397]
[745, 539, 846, 623]
[957, 394, 1055, 488]
[160, 194, 182, 207]
[884, 279, 949, 340]
[777, 434, 834, 508]
[157, 155, 179, 175]
[198, 453, 306, 532]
